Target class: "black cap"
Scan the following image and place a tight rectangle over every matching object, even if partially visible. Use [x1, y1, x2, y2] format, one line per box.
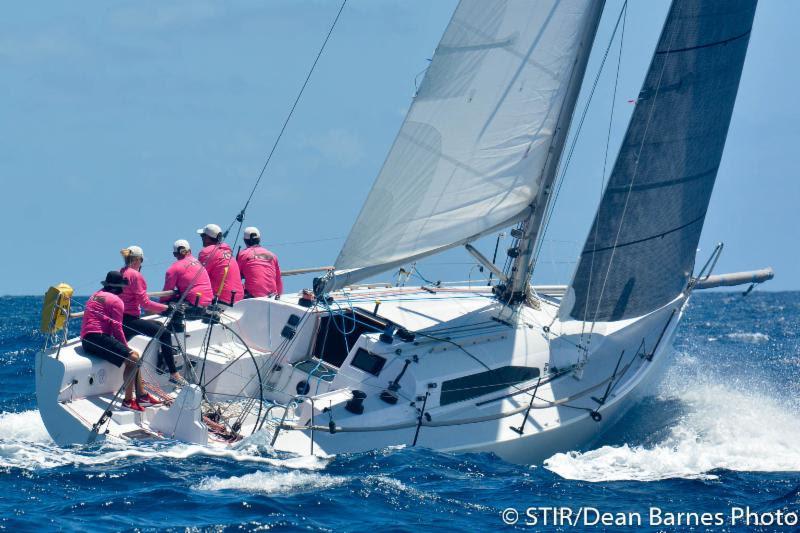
[101, 270, 129, 289]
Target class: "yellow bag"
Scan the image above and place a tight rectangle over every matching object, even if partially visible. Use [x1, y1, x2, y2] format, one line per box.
[40, 283, 74, 334]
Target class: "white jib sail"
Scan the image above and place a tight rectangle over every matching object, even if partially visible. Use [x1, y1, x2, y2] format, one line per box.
[329, 0, 604, 291]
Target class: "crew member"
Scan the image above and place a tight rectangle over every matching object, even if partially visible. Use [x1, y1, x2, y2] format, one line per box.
[80, 271, 161, 411]
[196, 223, 244, 306]
[119, 246, 185, 385]
[161, 239, 214, 311]
[237, 226, 283, 298]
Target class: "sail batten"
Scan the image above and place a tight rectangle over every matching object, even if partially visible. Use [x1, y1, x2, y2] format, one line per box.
[326, 0, 605, 292]
[560, 0, 758, 323]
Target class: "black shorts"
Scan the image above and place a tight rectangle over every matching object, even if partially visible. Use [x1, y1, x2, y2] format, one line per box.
[82, 333, 131, 367]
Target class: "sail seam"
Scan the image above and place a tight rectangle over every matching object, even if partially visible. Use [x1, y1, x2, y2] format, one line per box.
[654, 29, 750, 55]
[582, 212, 706, 255]
[604, 166, 717, 194]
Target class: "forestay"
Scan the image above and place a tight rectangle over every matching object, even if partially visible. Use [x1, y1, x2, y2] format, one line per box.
[560, 0, 757, 323]
[326, 0, 605, 291]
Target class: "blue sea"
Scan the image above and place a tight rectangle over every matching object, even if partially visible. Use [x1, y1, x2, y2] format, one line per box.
[1, 292, 798, 532]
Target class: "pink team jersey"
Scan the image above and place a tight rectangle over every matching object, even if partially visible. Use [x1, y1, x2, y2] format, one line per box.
[120, 267, 168, 317]
[80, 290, 129, 345]
[161, 254, 214, 307]
[237, 245, 283, 297]
[198, 243, 244, 305]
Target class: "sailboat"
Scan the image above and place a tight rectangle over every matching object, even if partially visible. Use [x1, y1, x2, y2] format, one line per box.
[35, 0, 773, 464]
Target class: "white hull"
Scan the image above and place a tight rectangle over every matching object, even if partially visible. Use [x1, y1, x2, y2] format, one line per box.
[35, 285, 685, 464]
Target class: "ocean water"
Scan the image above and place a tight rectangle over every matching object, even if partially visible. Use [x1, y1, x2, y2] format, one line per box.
[1, 292, 798, 532]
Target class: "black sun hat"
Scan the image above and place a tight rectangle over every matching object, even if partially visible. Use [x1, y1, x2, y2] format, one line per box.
[101, 270, 129, 289]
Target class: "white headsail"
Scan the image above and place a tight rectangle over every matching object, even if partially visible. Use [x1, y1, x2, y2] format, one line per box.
[324, 0, 605, 292]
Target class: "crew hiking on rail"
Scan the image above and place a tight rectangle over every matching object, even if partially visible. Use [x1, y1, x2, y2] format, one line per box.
[237, 226, 283, 299]
[197, 223, 244, 306]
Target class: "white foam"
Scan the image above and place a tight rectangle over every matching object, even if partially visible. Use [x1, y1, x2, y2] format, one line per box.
[0, 410, 52, 443]
[0, 409, 327, 471]
[0, 410, 75, 469]
[360, 474, 490, 511]
[196, 470, 347, 495]
[363, 475, 432, 500]
[725, 332, 770, 344]
[545, 383, 800, 482]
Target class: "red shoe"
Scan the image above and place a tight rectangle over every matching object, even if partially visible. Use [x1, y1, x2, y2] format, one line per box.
[137, 393, 163, 407]
[122, 398, 145, 412]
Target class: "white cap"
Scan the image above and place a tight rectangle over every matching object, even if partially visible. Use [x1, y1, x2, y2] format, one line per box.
[196, 223, 222, 239]
[173, 239, 191, 253]
[122, 245, 144, 259]
[243, 226, 261, 240]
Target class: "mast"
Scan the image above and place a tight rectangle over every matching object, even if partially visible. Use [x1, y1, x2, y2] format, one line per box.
[505, 1, 605, 303]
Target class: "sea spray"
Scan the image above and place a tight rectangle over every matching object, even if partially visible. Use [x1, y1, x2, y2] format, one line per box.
[545, 362, 800, 481]
[0, 409, 327, 471]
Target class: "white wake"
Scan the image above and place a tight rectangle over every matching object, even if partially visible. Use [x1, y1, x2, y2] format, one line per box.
[196, 470, 348, 495]
[545, 364, 800, 482]
[0, 410, 325, 471]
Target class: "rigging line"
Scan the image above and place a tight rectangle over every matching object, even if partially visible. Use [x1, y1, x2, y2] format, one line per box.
[413, 331, 492, 372]
[212, 0, 348, 292]
[589, 1, 684, 331]
[70, 7, 347, 362]
[581, 0, 628, 344]
[81, 330, 173, 380]
[264, 235, 344, 247]
[411, 267, 438, 286]
[412, 325, 554, 402]
[239, 0, 347, 220]
[530, 0, 630, 277]
[217, 303, 319, 428]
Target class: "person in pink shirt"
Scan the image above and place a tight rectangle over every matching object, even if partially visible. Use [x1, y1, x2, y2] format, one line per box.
[119, 246, 185, 385]
[237, 226, 283, 298]
[80, 271, 158, 411]
[196, 223, 244, 306]
[161, 239, 214, 309]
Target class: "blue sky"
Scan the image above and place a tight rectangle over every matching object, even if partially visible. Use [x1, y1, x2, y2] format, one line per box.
[1, 0, 797, 296]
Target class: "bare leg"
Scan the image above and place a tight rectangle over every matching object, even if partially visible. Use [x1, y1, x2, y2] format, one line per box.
[135, 370, 146, 397]
[127, 350, 145, 398]
[123, 362, 136, 400]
